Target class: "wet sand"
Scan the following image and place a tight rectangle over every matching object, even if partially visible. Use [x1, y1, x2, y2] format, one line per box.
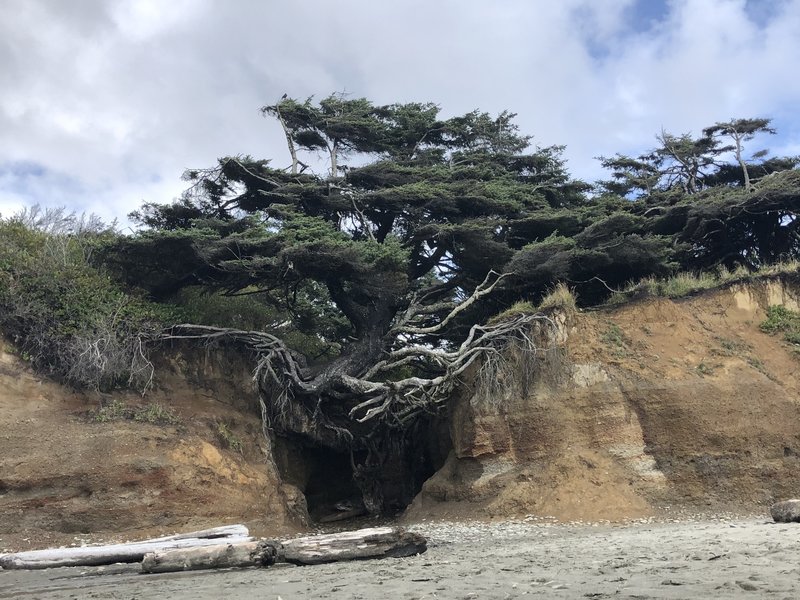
[2, 517, 798, 599]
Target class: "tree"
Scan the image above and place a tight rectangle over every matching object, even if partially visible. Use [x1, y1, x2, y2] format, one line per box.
[595, 152, 661, 198]
[110, 104, 800, 511]
[114, 96, 579, 513]
[703, 118, 776, 190]
[653, 129, 730, 194]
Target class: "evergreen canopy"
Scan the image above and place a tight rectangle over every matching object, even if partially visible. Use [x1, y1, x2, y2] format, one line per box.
[106, 96, 800, 513]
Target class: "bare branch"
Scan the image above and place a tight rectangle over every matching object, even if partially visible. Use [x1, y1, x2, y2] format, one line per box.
[393, 270, 511, 336]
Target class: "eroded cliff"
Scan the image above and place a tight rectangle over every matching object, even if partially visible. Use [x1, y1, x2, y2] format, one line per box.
[0, 341, 306, 552]
[407, 275, 800, 522]
[2, 276, 800, 550]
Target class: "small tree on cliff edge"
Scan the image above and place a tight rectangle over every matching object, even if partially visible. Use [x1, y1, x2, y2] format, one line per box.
[112, 95, 586, 512]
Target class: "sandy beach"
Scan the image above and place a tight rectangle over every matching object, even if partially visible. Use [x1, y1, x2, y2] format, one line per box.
[2, 516, 798, 599]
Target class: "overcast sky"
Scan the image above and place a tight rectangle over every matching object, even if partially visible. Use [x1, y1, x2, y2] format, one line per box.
[1, 0, 799, 224]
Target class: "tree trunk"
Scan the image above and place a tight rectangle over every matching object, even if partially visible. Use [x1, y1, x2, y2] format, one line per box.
[735, 136, 751, 190]
[0, 525, 252, 570]
[330, 139, 339, 178]
[141, 540, 277, 574]
[280, 527, 427, 565]
[275, 105, 300, 175]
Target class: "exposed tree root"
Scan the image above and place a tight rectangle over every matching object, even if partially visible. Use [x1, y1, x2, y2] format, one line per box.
[161, 273, 566, 514]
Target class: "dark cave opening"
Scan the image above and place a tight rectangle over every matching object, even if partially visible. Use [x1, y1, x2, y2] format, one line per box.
[273, 416, 452, 523]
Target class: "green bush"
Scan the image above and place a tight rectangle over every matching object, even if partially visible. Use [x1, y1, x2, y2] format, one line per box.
[0, 209, 173, 391]
[760, 305, 800, 345]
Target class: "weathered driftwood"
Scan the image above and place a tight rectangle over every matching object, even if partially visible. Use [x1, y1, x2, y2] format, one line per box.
[141, 540, 277, 573]
[0, 525, 251, 570]
[280, 526, 427, 565]
[138, 526, 427, 573]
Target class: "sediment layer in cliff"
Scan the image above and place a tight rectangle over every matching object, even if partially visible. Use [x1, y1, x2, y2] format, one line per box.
[407, 275, 800, 522]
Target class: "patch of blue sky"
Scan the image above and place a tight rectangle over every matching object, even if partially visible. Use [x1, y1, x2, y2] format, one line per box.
[765, 115, 800, 158]
[744, 0, 789, 28]
[580, 0, 671, 62]
[0, 161, 87, 207]
[627, 0, 671, 31]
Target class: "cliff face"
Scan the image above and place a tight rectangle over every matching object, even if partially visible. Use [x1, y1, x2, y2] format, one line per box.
[0, 341, 306, 552]
[3, 277, 800, 550]
[407, 276, 800, 522]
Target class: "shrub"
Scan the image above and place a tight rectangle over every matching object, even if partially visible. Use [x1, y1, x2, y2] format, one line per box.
[0, 208, 172, 392]
[92, 399, 129, 423]
[132, 402, 180, 425]
[91, 399, 179, 426]
[216, 421, 244, 453]
[760, 305, 800, 345]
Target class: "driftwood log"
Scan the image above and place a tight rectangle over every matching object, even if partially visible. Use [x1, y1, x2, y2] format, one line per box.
[280, 526, 427, 565]
[0, 525, 251, 570]
[138, 526, 427, 573]
[141, 540, 277, 573]
[1, 525, 426, 573]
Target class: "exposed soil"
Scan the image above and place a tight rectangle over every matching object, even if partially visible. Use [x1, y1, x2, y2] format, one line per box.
[1, 275, 800, 553]
[407, 275, 800, 522]
[0, 341, 306, 554]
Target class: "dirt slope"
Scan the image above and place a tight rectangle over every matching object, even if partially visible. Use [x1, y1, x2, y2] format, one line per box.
[0, 342, 305, 553]
[407, 275, 800, 523]
[2, 276, 800, 551]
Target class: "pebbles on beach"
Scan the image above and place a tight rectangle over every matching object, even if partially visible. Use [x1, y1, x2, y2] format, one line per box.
[3, 514, 799, 599]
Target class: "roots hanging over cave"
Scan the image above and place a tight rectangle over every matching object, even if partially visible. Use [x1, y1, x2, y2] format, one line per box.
[164, 311, 559, 434]
[162, 273, 566, 515]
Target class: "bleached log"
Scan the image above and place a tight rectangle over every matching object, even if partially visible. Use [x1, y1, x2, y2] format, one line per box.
[279, 526, 426, 565]
[141, 540, 277, 574]
[130, 524, 250, 543]
[0, 525, 251, 570]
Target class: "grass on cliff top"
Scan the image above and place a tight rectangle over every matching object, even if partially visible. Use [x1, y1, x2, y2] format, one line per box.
[604, 260, 800, 306]
[488, 283, 577, 324]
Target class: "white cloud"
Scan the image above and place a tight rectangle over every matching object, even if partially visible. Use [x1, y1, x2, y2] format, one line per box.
[0, 0, 798, 222]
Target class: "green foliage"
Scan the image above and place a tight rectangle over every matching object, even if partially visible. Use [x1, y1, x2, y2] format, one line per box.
[92, 399, 179, 426]
[215, 421, 243, 454]
[601, 323, 631, 358]
[605, 261, 798, 305]
[91, 399, 129, 422]
[112, 98, 585, 343]
[487, 300, 537, 324]
[174, 285, 344, 361]
[601, 323, 626, 347]
[696, 362, 716, 376]
[114, 100, 800, 327]
[174, 287, 280, 331]
[760, 305, 800, 345]
[0, 210, 171, 391]
[133, 402, 180, 425]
